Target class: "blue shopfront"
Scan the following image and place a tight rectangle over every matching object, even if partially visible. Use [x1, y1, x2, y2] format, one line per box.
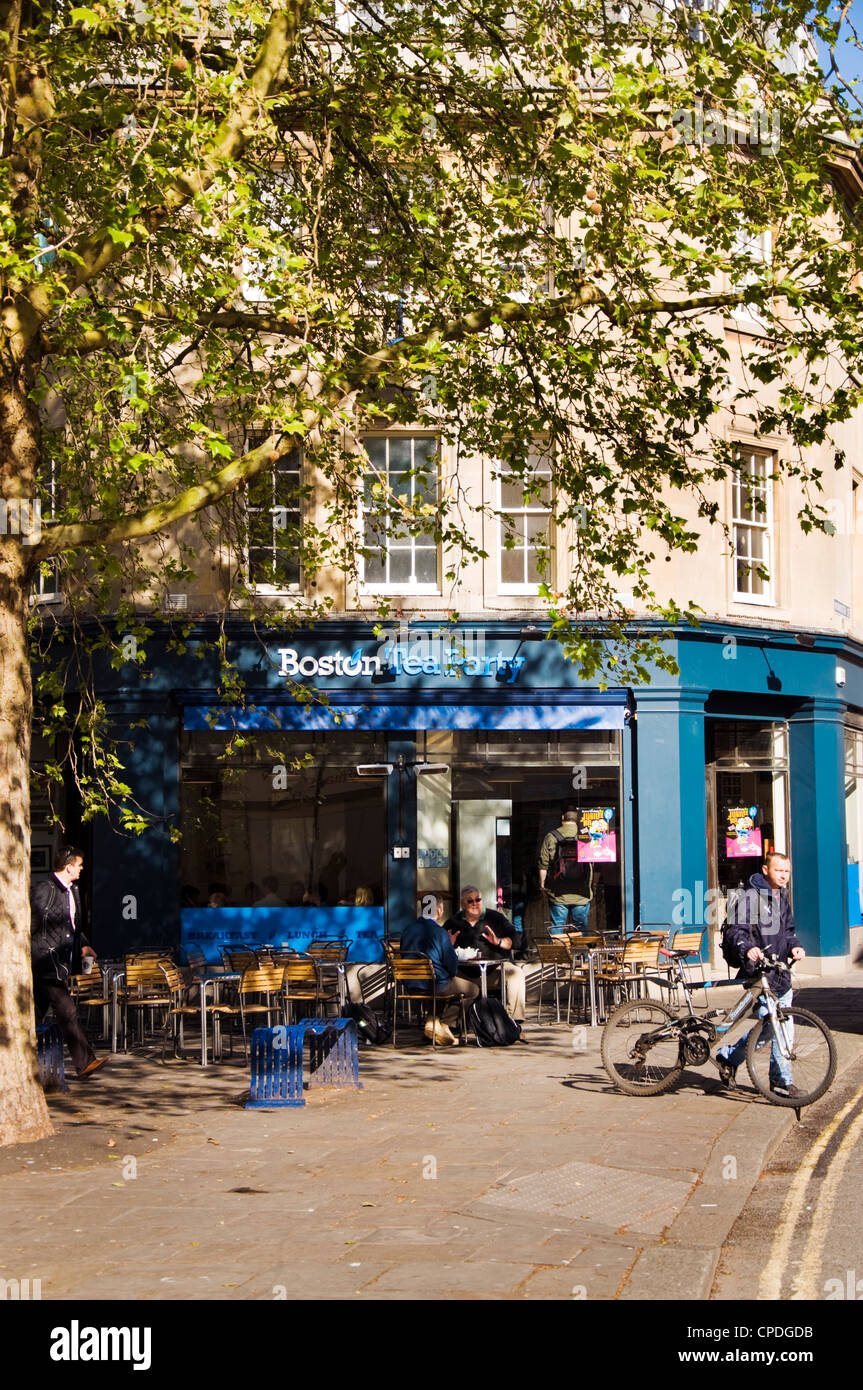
[78, 620, 863, 973]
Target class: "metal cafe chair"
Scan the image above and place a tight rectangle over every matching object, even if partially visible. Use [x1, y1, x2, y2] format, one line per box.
[660, 927, 707, 1004]
[68, 966, 107, 1040]
[390, 955, 468, 1047]
[217, 965, 289, 1060]
[535, 940, 588, 1024]
[306, 940, 352, 1012]
[120, 957, 174, 1049]
[280, 958, 325, 1025]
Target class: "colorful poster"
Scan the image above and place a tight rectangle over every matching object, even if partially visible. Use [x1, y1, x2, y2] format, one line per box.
[577, 807, 617, 862]
[725, 804, 763, 859]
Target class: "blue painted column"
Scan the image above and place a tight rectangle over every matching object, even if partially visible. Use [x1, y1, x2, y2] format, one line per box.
[620, 713, 636, 937]
[385, 736, 417, 938]
[633, 688, 709, 930]
[788, 698, 848, 960]
[90, 704, 180, 956]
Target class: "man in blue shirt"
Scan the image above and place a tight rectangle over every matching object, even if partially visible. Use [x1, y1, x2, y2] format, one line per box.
[401, 894, 479, 1046]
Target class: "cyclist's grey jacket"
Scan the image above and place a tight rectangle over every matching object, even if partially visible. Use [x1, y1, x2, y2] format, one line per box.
[724, 872, 801, 994]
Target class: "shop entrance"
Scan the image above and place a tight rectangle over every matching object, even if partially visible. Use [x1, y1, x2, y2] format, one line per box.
[417, 729, 623, 941]
[705, 719, 790, 908]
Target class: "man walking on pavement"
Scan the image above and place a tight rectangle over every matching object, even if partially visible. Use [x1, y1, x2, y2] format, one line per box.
[716, 851, 806, 1098]
[30, 845, 105, 1079]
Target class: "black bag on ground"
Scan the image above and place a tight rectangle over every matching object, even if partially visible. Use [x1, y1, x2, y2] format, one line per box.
[344, 1002, 392, 1045]
[470, 996, 521, 1046]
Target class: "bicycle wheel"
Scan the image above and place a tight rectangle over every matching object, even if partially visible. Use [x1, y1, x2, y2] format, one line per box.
[601, 999, 683, 1096]
[745, 1005, 836, 1108]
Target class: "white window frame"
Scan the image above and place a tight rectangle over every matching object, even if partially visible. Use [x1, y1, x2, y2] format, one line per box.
[732, 446, 775, 606]
[243, 436, 303, 595]
[497, 451, 554, 595]
[30, 454, 61, 604]
[359, 434, 440, 594]
[730, 227, 772, 332]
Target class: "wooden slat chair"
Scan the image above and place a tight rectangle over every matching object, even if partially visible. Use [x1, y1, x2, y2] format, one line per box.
[217, 965, 289, 1060]
[121, 958, 174, 1049]
[280, 959, 323, 1026]
[306, 941, 351, 1013]
[596, 939, 663, 1007]
[158, 963, 204, 1060]
[390, 955, 468, 1046]
[222, 947, 260, 972]
[68, 967, 107, 1040]
[660, 927, 707, 1003]
[535, 940, 588, 1024]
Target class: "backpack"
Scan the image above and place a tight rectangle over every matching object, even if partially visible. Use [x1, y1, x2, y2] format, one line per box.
[548, 828, 592, 896]
[470, 997, 521, 1046]
[720, 920, 751, 970]
[344, 1002, 392, 1046]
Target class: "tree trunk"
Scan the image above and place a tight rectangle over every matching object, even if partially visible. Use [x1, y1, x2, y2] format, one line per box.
[0, 380, 53, 1145]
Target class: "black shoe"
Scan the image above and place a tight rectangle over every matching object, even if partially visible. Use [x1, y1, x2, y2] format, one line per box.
[771, 1082, 800, 1098]
[716, 1059, 737, 1088]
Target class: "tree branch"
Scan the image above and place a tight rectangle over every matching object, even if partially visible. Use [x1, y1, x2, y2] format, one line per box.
[42, 306, 305, 356]
[15, 1, 311, 360]
[31, 432, 286, 558]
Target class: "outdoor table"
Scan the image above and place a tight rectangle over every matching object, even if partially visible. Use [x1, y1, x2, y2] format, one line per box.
[194, 970, 241, 1067]
[462, 957, 508, 1006]
[314, 959, 348, 1010]
[97, 962, 126, 1053]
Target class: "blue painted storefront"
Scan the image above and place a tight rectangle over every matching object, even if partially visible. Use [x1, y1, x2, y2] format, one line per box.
[76, 619, 862, 969]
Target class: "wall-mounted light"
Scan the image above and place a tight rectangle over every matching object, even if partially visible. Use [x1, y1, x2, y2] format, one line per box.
[415, 763, 449, 775]
[356, 764, 394, 776]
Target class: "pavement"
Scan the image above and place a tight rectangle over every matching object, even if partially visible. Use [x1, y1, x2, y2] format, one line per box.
[1, 968, 862, 1301]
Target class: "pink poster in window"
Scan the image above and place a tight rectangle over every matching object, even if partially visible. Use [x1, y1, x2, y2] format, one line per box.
[577, 808, 617, 862]
[725, 805, 762, 859]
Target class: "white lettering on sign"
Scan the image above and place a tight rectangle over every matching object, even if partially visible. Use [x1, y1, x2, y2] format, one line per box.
[277, 626, 530, 682]
[278, 648, 382, 679]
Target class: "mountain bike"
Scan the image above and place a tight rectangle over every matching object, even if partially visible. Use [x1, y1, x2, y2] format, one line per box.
[601, 949, 836, 1109]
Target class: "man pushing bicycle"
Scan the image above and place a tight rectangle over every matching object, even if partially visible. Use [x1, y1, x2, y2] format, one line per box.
[716, 851, 806, 1098]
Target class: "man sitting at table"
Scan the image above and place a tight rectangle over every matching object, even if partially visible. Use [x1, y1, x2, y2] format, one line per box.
[444, 886, 527, 1029]
[401, 894, 479, 1047]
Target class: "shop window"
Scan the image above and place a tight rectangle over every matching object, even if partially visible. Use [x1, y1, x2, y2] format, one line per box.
[497, 451, 553, 593]
[845, 728, 863, 871]
[707, 719, 788, 897]
[179, 731, 388, 907]
[732, 446, 775, 604]
[416, 729, 623, 937]
[360, 434, 439, 591]
[243, 432, 302, 591]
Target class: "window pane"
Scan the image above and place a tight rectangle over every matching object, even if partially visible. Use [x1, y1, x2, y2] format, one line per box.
[414, 547, 438, 584]
[388, 547, 412, 583]
[388, 437, 412, 475]
[364, 548, 386, 583]
[501, 545, 526, 585]
[364, 437, 387, 469]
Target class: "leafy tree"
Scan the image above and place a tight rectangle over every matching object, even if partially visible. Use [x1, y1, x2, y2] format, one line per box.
[1, 0, 861, 1142]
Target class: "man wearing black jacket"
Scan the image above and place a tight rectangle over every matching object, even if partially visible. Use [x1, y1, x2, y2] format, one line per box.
[716, 852, 805, 1097]
[30, 846, 105, 1079]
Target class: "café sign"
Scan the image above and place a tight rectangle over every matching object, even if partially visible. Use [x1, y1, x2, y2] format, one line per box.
[276, 627, 525, 681]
